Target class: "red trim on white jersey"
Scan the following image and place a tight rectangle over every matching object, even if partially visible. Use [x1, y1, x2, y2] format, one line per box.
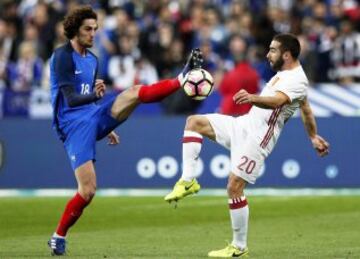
[260, 106, 282, 149]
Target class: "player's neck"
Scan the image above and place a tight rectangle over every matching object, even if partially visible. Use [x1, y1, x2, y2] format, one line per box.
[281, 60, 300, 71]
[70, 40, 87, 56]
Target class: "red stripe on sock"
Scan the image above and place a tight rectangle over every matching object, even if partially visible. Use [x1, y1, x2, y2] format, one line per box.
[138, 79, 180, 103]
[56, 193, 90, 236]
[229, 198, 248, 209]
[182, 136, 203, 143]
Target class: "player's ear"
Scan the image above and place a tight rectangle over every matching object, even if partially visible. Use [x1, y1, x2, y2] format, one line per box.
[283, 51, 291, 61]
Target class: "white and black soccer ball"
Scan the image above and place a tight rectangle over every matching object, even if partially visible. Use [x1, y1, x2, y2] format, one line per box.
[182, 69, 214, 101]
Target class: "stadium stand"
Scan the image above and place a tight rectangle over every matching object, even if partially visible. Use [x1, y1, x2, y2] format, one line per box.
[0, 0, 359, 118]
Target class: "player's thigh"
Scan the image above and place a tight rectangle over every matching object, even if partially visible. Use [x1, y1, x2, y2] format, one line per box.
[75, 161, 96, 187]
[231, 143, 265, 185]
[110, 85, 141, 121]
[63, 120, 97, 171]
[203, 113, 236, 150]
[96, 96, 125, 140]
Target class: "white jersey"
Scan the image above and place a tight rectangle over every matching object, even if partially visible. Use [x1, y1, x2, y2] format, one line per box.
[246, 65, 308, 155]
[204, 65, 309, 184]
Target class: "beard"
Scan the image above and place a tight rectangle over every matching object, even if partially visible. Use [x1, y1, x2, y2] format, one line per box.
[270, 56, 284, 71]
[78, 37, 93, 48]
[82, 40, 93, 48]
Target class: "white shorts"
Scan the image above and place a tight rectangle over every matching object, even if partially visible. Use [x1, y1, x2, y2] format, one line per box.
[204, 114, 266, 184]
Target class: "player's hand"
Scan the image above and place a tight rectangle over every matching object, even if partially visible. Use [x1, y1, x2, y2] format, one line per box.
[107, 131, 120, 145]
[311, 135, 330, 157]
[95, 79, 106, 98]
[233, 89, 253, 105]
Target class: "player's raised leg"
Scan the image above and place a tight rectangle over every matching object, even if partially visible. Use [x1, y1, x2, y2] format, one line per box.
[48, 161, 96, 256]
[164, 115, 216, 202]
[208, 174, 249, 257]
[110, 48, 203, 122]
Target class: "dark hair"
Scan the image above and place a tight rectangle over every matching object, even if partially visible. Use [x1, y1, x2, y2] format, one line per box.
[273, 33, 300, 59]
[63, 5, 97, 40]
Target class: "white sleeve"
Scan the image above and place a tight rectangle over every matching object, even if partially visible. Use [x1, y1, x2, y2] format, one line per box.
[275, 76, 307, 103]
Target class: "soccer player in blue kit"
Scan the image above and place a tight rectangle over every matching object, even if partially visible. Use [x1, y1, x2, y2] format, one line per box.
[47, 5, 203, 255]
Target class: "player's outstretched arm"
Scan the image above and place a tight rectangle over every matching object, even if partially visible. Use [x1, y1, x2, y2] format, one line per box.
[300, 98, 330, 157]
[61, 79, 106, 107]
[233, 90, 289, 109]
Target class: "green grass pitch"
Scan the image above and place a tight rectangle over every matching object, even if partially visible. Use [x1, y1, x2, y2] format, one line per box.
[0, 196, 359, 258]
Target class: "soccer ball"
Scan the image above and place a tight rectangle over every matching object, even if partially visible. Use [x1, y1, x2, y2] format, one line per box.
[182, 69, 214, 101]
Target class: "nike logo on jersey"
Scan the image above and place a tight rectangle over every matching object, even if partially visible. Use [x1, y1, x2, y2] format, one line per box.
[75, 70, 82, 74]
[184, 182, 194, 191]
[271, 76, 280, 86]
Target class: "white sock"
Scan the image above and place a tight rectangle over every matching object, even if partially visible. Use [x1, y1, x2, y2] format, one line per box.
[229, 196, 249, 250]
[53, 232, 65, 239]
[181, 130, 203, 182]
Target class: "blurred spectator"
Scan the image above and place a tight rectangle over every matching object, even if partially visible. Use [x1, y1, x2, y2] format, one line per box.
[161, 39, 203, 115]
[200, 40, 224, 87]
[159, 38, 184, 78]
[28, 2, 60, 60]
[267, 7, 291, 33]
[134, 56, 158, 85]
[268, 0, 294, 12]
[52, 21, 67, 50]
[142, 21, 175, 77]
[0, 1, 22, 36]
[219, 34, 259, 116]
[92, 8, 117, 82]
[192, 6, 228, 55]
[315, 24, 338, 82]
[108, 34, 140, 91]
[41, 21, 67, 91]
[1, 0, 360, 118]
[251, 10, 275, 50]
[0, 19, 11, 62]
[0, 18, 21, 62]
[340, 0, 360, 24]
[22, 22, 47, 62]
[248, 44, 275, 85]
[8, 41, 43, 92]
[330, 17, 360, 83]
[110, 7, 130, 42]
[106, 36, 158, 91]
[298, 34, 318, 83]
[0, 45, 7, 90]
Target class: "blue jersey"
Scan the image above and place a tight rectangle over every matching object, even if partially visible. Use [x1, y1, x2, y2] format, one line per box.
[50, 42, 98, 140]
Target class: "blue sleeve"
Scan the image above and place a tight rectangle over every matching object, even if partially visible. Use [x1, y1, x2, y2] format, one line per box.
[61, 85, 99, 107]
[53, 48, 75, 88]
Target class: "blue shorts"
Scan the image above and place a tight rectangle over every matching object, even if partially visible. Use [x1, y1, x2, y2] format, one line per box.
[62, 95, 124, 170]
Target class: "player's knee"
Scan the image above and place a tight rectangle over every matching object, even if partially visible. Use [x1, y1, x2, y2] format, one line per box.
[185, 115, 205, 132]
[227, 181, 236, 197]
[81, 185, 96, 201]
[131, 84, 142, 99]
[110, 103, 121, 119]
[227, 174, 245, 198]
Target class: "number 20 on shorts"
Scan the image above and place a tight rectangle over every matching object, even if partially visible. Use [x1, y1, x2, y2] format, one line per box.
[237, 155, 256, 174]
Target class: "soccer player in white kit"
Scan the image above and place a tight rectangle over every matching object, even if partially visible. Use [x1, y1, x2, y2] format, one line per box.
[165, 33, 330, 258]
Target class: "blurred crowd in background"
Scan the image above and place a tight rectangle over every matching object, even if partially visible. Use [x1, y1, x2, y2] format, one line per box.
[0, 0, 359, 117]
